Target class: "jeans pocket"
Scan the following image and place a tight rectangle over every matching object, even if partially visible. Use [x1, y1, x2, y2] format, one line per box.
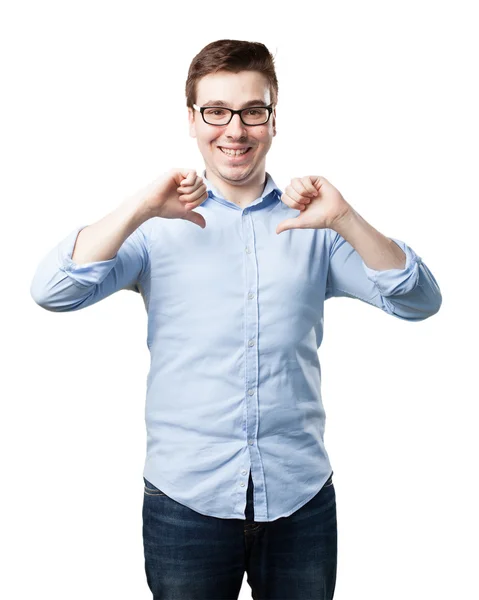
[143, 477, 167, 496]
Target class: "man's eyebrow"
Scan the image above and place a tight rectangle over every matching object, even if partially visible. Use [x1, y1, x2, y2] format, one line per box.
[202, 99, 268, 108]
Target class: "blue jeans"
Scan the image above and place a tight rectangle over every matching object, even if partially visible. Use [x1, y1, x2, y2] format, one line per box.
[142, 470, 337, 599]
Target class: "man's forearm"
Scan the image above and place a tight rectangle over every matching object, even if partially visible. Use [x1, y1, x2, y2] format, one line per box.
[331, 208, 406, 271]
[71, 194, 154, 265]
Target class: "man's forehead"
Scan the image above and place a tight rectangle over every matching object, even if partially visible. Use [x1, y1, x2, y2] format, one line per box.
[196, 71, 271, 107]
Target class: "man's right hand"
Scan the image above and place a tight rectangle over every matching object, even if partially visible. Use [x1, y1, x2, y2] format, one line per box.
[138, 168, 208, 228]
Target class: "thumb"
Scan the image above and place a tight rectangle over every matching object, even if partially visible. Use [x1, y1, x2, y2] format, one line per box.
[182, 210, 206, 229]
[276, 217, 302, 235]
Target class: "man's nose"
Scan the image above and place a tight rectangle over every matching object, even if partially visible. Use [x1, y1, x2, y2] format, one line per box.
[225, 113, 247, 136]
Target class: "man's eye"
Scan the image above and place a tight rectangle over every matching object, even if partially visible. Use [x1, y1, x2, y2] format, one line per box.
[205, 109, 226, 116]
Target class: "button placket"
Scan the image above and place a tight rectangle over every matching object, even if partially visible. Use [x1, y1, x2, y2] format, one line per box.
[242, 209, 260, 513]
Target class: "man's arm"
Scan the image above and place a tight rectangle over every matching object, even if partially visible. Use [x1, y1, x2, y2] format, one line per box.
[30, 194, 154, 312]
[275, 173, 442, 321]
[326, 211, 442, 322]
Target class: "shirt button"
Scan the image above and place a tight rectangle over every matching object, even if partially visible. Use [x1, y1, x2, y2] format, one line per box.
[248, 389, 254, 396]
[245, 246, 251, 253]
[240, 482, 246, 487]
[248, 440, 254, 445]
[241, 470, 247, 475]
[248, 292, 254, 299]
[248, 339, 255, 347]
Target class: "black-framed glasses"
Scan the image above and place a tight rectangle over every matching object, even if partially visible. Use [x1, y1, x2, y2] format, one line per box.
[193, 103, 274, 126]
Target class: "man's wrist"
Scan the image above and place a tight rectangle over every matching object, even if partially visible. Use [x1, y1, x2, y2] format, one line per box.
[329, 206, 357, 235]
[121, 193, 156, 227]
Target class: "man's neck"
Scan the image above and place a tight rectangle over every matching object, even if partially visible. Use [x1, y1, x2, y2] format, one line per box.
[205, 168, 267, 208]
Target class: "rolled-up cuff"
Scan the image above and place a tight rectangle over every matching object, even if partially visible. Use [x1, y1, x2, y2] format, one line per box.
[59, 225, 118, 286]
[361, 238, 422, 296]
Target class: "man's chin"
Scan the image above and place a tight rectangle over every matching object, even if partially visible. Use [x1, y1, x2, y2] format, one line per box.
[216, 164, 254, 182]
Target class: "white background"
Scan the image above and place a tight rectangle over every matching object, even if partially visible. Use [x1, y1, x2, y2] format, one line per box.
[1, 0, 477, 598]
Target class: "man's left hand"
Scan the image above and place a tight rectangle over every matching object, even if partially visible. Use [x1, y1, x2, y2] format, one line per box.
[276, 175, 353, 234]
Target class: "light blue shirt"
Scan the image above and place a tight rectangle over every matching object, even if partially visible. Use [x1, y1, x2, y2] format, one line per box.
[30, 170, 442, 521]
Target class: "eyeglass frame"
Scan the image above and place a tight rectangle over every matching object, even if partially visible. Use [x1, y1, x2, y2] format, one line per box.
[192, 103, 274, 126]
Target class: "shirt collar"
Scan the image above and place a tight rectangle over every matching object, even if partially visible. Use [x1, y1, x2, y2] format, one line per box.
[202, 169, 282, 211]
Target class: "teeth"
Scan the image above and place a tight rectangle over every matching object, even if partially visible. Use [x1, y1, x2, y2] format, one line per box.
[220, 147, 249, 156]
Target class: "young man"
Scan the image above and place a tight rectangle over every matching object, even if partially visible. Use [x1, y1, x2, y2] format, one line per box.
[30, 39, 442, 599]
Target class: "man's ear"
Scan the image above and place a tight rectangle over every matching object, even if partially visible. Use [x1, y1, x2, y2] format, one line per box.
[188, 107, 197, 138]
[272, 108, 277, 137]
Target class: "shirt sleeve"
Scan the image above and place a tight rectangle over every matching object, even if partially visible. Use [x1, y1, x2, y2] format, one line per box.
[30, 222, 151, 312]
[325, 230, 442, 321]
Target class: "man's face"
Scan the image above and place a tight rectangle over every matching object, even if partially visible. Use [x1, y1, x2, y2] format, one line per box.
[188, 70, 276, 185]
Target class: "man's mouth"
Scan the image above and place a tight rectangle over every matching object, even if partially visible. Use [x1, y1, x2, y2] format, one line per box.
[218, 146, 252, 157]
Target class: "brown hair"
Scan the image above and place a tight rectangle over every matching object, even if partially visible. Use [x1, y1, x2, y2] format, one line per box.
[185, 39, 278, 109]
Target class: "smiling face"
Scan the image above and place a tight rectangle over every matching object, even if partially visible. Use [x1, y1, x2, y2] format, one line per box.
[188, 70, 276, 189]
